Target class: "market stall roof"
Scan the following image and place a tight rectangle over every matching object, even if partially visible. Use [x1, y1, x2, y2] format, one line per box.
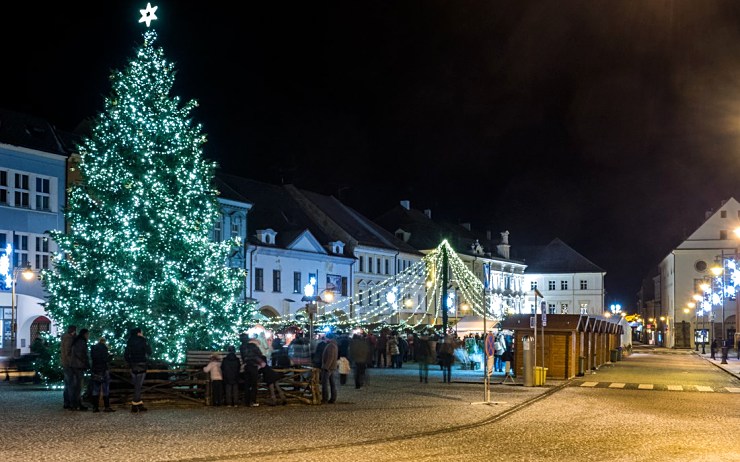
[455, 315, 498, 334]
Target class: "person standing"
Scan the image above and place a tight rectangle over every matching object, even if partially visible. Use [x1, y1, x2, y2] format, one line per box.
[124, 327, 152, 413]
[321, 333, 339, 403]
[90, 337, 115, 412]
[239, 333, 262, 407]
[203, 354, 224, 406]
[710, 338, 718, 360]
[438, 335, 455, 383]
[221, 346, 241, 407]
[414, 334, 432, 383]
[69, 328, 90, 411]
[349, 334, 369, 389]
[376, 332, 387, 368]
[60, 325, 77, 410]
[387, 333, 400, 368]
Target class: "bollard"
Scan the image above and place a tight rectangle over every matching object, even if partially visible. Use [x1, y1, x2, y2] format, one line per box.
[721, 346, 728, 365]
[577, 356, 585, 376]
[522, 336, 534, 387]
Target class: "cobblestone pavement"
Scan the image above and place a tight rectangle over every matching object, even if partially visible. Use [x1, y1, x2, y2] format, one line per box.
[0, 365, 554, 462]
[2, 352, 738, 462]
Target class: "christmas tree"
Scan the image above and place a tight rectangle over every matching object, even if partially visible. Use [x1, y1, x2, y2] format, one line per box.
[43, 28, 250, 363]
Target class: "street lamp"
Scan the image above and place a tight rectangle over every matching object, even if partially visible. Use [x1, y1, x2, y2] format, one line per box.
[7, 263, 34, 357]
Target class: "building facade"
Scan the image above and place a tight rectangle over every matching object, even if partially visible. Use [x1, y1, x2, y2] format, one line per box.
[659, 198, 739, 349]
[0, 109, 69, 355]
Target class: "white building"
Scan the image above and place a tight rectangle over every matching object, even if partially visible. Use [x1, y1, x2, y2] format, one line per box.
[519, 238, 606, 317]
[659, 197, 739, 349]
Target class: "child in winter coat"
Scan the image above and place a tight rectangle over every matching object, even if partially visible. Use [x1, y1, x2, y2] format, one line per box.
[337, 356, 351, 385]
[203, 354, 223, 406]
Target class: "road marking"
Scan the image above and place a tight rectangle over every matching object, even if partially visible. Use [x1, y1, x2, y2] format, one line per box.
[695, 386, 714, 392]
[608, 383, 626, 388]
[667, 385, 683, 391]
[725, 387, 740, 393]
[580, 382, 598, 387]
[637, 384, 653, 390]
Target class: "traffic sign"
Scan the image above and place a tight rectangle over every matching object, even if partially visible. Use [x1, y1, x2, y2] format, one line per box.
[485, 333, 496, 356]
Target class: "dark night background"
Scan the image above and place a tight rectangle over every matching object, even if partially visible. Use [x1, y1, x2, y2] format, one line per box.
[5, 1, 740, 309]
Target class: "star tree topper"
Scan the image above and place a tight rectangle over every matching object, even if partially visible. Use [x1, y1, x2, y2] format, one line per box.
[139, 3, 158, 27]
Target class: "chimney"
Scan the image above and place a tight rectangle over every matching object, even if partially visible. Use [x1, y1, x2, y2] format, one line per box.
[461, 222, 471, 231]
[400, 200, 410, 210]
[424, 209, 432, 219]
[497, 230, 511, 259]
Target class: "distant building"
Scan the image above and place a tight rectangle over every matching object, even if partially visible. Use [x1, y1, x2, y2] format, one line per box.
[514, 238, 606, 317]
[658, 197, 739, 349]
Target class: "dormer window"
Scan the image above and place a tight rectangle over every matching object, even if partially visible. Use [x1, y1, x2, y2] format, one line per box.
[328, 240, 345, 255]
[256, 228, 278, 245]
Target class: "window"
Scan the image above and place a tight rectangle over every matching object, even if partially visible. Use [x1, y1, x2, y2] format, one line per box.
[213, 217, 222, 241]
[368, 257, 373, 273]
[377, 258, 381, 274]
[35, 236, 50, 270]
[35, 177, 50, 211]
[720, 230, 728, 240]
[13, 234, 29, 266]
[721, 210, 727, 218]
[560, 303, 569, 314]
[358, 291, 364, 306]
[548, 280, 556, 290]
[580, 280, 588, 290]
[397, 260, 401, 273]
[254, 268, 264, 291]
[385, 259, 389, 275]
[561, 280, 568, 290]
[272, 270, 281, 292]
[359, 256, 364, 272]
[341, 277, 348, 296]
[548, 303, 556, 314]
[293, 272, 301, 294]
[579, 302, 589, 314]
[0, 170, 8, 205]
[231, 221, 239, 237]
[14, 173, 29, 208]
[530, 281, 538, 291]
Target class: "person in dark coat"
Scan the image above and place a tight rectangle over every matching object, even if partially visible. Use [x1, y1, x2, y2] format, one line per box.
[90, 337, 115, 412]
[239, 333, 262, 406]
[349, 334, 370, 389]
[124, 327, 152, 413]
[60, 325, 77, 410]
[69, 328, 90, 411]
[710, 338, 718, 360]
[414, 334, 433, 383]
[321, 333, 339, 403]
[221, 345, 241, 407]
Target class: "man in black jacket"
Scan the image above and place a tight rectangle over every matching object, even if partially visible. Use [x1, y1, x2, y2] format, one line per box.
[239, 333, 263, 407]
[124, 328, 152, 413]
[69, 328, 90, 411]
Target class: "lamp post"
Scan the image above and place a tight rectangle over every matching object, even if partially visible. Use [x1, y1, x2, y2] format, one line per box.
[9, 263, 34, 357]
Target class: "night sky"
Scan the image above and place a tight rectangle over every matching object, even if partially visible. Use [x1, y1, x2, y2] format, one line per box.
[5, 1, 740, 309]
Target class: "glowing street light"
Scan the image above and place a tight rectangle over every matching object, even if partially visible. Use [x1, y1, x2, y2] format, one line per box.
[1, 245, 34, 356]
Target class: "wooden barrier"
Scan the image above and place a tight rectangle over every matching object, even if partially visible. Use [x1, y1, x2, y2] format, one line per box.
[107, 352, 321, 406]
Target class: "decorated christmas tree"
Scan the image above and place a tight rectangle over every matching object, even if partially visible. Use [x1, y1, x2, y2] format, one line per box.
[43, 25, 249, 362]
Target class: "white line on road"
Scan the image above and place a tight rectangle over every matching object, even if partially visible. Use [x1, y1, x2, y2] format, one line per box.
[637, 384, 653, 390]
[695, 386, 714, 392]
[580, 382, 598, 387]
[608, 383, 626, 388]
[667, 385, 683, 391]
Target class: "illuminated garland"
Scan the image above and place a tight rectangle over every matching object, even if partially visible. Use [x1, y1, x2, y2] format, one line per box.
[265, 240, 507, 333]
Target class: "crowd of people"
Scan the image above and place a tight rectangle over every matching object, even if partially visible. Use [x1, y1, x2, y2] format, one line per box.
[59, 324, 514, 413]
